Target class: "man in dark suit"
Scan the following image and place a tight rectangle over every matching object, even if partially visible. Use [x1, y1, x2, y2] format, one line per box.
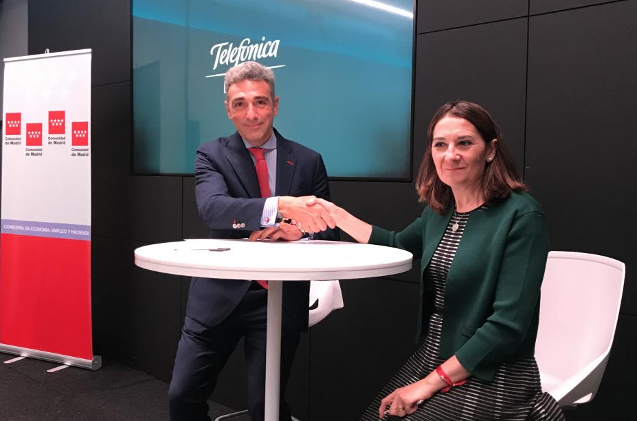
[168, 61, 338, 421]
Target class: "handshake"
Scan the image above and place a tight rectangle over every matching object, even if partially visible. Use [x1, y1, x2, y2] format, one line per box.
[278, 196, 339, 234]
[249, 196, 340, 242]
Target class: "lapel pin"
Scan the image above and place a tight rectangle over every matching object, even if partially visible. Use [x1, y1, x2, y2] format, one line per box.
[286, 160, 294, 166]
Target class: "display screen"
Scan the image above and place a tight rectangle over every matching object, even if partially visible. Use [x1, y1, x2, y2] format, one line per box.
[132, 0, 414, 178]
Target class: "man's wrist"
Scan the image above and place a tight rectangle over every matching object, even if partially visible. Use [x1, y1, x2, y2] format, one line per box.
[277, 196, 288, 215]
[261, 197, 279, 226]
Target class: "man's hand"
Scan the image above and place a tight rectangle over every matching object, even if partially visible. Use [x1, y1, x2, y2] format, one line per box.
[249, 222, 304, 242]
[278, 196, 335, 233]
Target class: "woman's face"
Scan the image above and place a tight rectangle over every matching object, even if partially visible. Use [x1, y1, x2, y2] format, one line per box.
[431, 116, 496, 193]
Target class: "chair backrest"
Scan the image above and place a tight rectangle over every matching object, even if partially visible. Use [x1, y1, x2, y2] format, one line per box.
[535, 251, 625, 406]
[308, 280, 344, 327]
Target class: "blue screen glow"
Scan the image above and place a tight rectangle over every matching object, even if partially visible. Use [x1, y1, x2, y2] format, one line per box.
[132, 0, 414, 178]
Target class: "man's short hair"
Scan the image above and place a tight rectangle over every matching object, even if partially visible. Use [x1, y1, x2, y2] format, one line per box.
[224, 61, 276, 99]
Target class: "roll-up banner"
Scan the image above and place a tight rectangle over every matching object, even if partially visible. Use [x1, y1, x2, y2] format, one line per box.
[0, 49, 100, 370]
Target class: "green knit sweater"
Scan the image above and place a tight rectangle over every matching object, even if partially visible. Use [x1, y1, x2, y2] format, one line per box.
[369, 191, 549, 380]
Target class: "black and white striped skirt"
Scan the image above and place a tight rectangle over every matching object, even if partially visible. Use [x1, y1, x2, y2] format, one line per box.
[359, 313, 565, 421]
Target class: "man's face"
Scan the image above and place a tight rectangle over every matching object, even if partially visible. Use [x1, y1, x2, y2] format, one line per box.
[225, 79, 279, 147]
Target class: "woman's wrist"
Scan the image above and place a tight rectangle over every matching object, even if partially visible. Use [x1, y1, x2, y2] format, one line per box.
[335, 206, 350, 227]
[435, 365, 467, 393]
[422, 371, 448, 392]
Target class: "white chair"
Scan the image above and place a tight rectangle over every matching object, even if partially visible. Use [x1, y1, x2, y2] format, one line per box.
[308, 279, 344, 326]
[535, 251, 625, 407]
[215, 280, 344, 421]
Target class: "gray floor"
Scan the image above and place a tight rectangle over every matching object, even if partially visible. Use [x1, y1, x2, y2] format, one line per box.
[0, 352, 584, 421]
[0, 353, 247, 421]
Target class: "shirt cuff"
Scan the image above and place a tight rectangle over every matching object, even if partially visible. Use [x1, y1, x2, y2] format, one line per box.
[261, 196, 279, 226]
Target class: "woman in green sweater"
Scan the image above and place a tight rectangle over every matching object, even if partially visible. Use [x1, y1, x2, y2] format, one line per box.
[314, 101, 565, 420]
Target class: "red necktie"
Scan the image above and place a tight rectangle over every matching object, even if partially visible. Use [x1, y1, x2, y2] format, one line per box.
[248, 147, 271, 198]
[248, 147, 270, 289]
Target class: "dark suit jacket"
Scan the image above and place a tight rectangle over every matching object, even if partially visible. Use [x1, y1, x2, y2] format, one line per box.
[186, 129, 338, 331]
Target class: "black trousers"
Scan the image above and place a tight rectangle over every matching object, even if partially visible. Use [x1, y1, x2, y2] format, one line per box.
[168, 287, 301, 421]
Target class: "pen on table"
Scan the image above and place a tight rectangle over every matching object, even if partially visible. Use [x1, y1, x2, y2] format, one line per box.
[174, 247, 231, 251]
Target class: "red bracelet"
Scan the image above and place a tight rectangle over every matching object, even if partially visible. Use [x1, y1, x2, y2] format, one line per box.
[436, 365, 466, 393]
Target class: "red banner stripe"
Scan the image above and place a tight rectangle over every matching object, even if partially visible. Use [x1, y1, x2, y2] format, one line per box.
[0, 233, 93, 360]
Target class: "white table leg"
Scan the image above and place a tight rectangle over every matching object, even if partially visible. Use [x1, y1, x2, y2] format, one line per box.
[264, 280, 282, 421]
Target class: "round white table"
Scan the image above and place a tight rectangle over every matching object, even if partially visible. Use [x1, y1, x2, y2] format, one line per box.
[134, 238, 413, 421]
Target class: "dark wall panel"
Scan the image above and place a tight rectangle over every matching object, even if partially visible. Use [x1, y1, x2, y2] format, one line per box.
[28, 0, 130, 86]
[183, 177, 208, 239]
[95, 167, 184, 243]
[92, 81, 131, 238]
[92, 82, 131, 191]
[530, 0, 621, 14]
[525, 1, 637, 315]
[415, 18, 529, 171]
[28, 0, 93, 54]
[92, 82, 183, 242]
[92, 0, 131, 85]
[309, 278, 420, 421]
[118, 175, 184, 243]
[92, 236, 184, 381]
[92, 83, 182, 242]
[417, 0, 527, 34]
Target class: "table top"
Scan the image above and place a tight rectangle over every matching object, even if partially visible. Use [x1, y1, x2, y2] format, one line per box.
[134, 239, 413, 280]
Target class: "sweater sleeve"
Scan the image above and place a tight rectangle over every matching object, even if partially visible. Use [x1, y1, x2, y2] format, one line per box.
[455, 211, 549, 380]
[369, 216, 424, 258]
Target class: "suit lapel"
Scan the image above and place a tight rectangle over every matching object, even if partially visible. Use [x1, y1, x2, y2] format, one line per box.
[275, 131, 296, 196]
[224, 132, 261, 198]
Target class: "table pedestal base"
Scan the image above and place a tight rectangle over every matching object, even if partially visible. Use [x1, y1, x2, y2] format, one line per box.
[264, 281, 282, 421]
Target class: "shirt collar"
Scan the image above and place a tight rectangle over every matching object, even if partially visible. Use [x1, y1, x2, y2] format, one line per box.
[241, 131, 277, 151]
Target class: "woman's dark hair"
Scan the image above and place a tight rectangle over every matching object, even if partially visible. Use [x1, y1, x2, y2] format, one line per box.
[415, 101, 526, 213]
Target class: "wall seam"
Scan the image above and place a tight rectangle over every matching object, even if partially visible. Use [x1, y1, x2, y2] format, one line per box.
[529, 0, 629, 17]
[93, 79, 131, 88]
[417, 0, 629, 36]
[418, 14, 528, 36]
[180, 177, 186, 320]
[522, 0, 531, 181]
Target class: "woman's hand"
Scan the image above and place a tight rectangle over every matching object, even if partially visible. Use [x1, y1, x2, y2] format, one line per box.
[308, 197, 342, 224]
[378, 379, 436, 418]
[379, 358, 470, 418]
[308, 198, 373, 243]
